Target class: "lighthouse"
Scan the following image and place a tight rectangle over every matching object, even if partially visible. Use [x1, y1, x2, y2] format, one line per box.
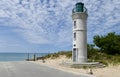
[72, 2, 88, 63]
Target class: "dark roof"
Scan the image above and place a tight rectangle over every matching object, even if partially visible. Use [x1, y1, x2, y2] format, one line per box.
[75, 2, 84, 5]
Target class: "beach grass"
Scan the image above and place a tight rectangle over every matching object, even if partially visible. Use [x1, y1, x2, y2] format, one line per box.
[42, 50, 120, 66]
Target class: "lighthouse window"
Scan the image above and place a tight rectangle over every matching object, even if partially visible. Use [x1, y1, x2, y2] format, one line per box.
[74, 32, 76, 40]
[74, 44, 76, 47]
[74, 21, 76, 29]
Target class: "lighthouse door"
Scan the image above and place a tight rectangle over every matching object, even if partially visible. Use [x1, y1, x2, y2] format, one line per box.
[73, 48, 77, 62]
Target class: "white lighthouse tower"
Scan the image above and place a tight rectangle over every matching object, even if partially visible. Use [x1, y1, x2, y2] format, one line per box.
[72, 2, 88, 63]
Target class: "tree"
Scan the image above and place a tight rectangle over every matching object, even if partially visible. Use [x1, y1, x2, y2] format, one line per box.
[93, 32, 120, 54]
[87, 44, 100, 59]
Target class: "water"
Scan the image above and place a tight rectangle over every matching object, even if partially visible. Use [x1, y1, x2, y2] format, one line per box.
[0, 53, 48, 62]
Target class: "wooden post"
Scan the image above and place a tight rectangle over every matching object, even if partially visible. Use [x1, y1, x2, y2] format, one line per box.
[28, 53, 29, 61]
[33, 53, 36, 61]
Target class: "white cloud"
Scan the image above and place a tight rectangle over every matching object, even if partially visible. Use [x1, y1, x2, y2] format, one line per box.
[0, 0, 120, 47]
[0, 39, 20, 48]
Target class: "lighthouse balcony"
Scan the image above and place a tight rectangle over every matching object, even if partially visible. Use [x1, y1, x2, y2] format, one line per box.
[72, 7, 87, 14]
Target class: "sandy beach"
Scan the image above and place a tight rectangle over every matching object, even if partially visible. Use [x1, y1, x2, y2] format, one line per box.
[34, 56, 120, 77]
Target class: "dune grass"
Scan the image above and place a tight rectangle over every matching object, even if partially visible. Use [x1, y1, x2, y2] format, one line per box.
[43, 51, 72, 59]
[43, 50, 120, 66]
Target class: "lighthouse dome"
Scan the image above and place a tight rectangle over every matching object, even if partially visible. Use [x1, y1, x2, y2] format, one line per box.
[72, 2, 87, 13]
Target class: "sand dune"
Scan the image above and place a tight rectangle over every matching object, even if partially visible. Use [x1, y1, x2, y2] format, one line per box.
[34, 56, 120, 77]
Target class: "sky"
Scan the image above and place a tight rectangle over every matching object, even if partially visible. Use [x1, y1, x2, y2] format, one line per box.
[0, 0, 120, 53]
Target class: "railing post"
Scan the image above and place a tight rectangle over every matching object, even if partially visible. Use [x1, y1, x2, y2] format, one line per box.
[33, 53, 36, 61]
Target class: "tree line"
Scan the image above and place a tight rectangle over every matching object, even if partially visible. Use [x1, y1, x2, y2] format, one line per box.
[88, 32, 120, 55]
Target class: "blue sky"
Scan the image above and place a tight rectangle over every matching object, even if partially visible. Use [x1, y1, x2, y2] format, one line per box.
[0, 0, 120, 53]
